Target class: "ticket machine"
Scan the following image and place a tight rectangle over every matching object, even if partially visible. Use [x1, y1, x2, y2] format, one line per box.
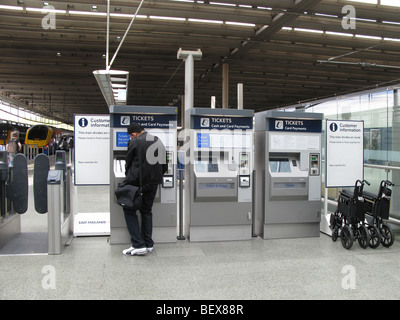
[185, 108, 254, 242]
[109, 105, 177, 244]
[254, 110, 323, 239]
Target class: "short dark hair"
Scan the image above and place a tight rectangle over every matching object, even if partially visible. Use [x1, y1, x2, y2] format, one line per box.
[127, 122, 144, 134]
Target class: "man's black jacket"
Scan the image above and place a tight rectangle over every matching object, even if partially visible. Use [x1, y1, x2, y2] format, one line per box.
[124, 131, 168, 187]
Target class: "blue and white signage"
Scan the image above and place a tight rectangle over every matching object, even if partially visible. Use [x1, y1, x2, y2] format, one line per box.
[193, 115, 253, 130]
[326, 119, 364, 187]
[116, 132, 130, 148]
[74, 114, 110, 185]
[268, 118, 322, 132]
[112, 114, 177, 129]
[197, 133, 210, 148]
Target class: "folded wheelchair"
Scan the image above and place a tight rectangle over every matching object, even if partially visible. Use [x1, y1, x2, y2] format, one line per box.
[362, 180, 395, 248]
[329, 180, 380, 250]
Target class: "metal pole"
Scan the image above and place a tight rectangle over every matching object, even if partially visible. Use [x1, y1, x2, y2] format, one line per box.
[109, 0, 145, 69]
[237, 83, 243, 110]
[184, 54, 194, 113]
[106, 0, 110, 70]
[211, 96, 216, 109]
[222, 63, 229, 109]
[177, 166, 185, 240]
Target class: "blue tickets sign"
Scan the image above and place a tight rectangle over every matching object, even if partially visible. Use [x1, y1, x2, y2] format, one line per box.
[192, 115, 253, 130]
[112, 114, 177, 129]
[268, 118, 322, 133]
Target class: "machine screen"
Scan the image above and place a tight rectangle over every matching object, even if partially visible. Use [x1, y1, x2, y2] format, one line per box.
[116, 132, 130, 148]
[269, 158, 291, 173]
[196, 161, 219, 173]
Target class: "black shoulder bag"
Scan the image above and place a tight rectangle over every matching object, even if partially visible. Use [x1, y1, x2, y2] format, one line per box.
[114, 145, 143, 211]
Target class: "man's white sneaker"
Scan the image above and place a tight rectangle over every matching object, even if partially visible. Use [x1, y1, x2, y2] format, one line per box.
[130, 247, 147, 256]
[122, 246, 147, 256]
[146, 247, 154, 253]
[122, 246, 135, 255]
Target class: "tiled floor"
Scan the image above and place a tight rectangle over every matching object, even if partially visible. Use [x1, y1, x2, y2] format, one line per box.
[1, 230, 400, 300]
[0, 161, 399, 300]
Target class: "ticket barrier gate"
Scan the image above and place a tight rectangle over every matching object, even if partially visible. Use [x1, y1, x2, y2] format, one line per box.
[0, 151, 28, 248]
[46, 150, 73, 254]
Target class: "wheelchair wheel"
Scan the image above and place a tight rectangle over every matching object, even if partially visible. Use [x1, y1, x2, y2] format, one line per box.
[380, 223, 394, 248]
[367, 226, 381, 249]
[330, 213, 340, 241]
[332, 226, 339, 242]
[340, 225, 354, 250]
[357, 225, 370, 249]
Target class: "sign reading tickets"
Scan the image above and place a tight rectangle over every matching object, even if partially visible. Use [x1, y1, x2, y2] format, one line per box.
[74, 114, 110, 185]
[326, 119, 364, 188]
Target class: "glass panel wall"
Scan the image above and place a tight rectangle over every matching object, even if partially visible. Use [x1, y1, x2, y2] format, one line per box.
[284, 84, 400, 220]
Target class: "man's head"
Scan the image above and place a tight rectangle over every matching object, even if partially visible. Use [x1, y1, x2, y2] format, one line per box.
[127, 122, 144, 139]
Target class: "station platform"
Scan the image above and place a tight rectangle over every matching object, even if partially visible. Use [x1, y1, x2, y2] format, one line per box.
[0, 156, 400, 300]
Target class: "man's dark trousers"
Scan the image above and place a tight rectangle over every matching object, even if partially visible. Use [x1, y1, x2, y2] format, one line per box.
[123, 184, 158, 248]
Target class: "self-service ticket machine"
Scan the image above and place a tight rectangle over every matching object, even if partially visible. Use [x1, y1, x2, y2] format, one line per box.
[254, 110, 323, 239]
[109, 105, 177, 244]
[185, 108, 254, 242]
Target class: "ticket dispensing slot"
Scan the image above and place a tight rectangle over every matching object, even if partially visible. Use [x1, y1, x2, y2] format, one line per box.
[113, 157, 126, 178]
[269, 155, 308, 200]
[194, 154, 238, 202]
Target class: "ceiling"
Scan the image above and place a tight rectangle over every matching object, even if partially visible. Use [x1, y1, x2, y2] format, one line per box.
[1, 0, 400, 125]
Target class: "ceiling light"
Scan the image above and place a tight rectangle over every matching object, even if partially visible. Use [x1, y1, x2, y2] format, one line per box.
[226, 21, 255, 27]
[188, 18, 223, 24]
[69, 10, 106, 16]
[26, 7, 66, 13]
[43, 2, 49, 6]
[93, 70, 129, 107]
[0, 4, 23, 10]
[326, 31, 353, 37]
[56, 52, 61, 56]
[149, 15, 186, 22]
[17, 0, 24, 5]
[355, 34, 382, 40]
[91, 5, 98, 11]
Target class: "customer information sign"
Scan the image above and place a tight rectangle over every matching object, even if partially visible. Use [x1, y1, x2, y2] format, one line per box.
[325, 119, 364, 187]
[74, 114, 110, 185]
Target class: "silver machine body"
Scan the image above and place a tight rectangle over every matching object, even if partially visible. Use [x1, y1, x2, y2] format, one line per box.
[109, 105, 178, 244]
[185, 108, 254, 242]
[254, 110, 323, 239]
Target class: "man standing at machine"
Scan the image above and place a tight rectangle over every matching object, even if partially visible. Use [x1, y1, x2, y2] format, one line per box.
[122, 122, 168, 256]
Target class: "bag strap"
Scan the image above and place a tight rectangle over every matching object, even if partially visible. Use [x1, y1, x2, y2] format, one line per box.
[138, 137, 143, 188]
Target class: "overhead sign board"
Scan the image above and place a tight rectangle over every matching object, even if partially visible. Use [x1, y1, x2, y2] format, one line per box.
[268, 118, 322, 132]
[325, 119, 364, 188]
[192, 115, 253, 130]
